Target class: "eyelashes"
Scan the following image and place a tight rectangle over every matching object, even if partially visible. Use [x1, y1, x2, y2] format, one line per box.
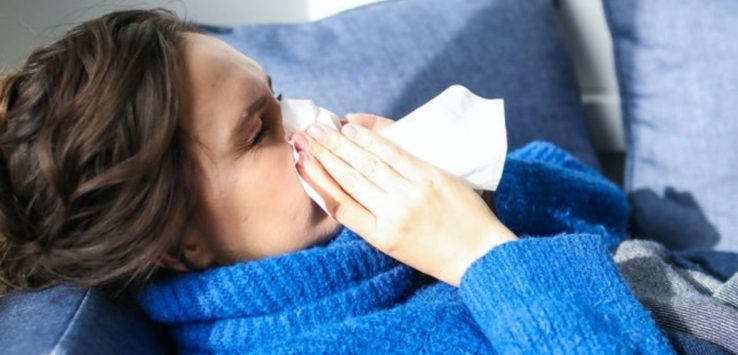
[253, 123, 270, 145]
[235, 92, 282, 156]
[256, 93, 281, 144]
[234, 121, 268, 155]
[253, 93, 281, 142]
[258, 92, 282, 143]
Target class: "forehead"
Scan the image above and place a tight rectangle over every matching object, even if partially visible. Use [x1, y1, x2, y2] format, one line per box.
[183, 33, 265, 83]
[179, 33, 267, 152]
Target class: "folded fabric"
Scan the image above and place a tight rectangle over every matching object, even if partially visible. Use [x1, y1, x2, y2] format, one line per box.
[614, 239, 738, 353]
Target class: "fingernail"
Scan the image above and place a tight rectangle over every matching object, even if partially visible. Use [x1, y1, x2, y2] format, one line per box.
[339, 118, 348, 126]
[342, 124, 358, 139]
[306, 124, 326, 142]
[293, 131, 309, 151]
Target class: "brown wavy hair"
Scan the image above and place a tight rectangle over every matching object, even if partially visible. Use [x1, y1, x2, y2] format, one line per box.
[0, 9, 199, 294]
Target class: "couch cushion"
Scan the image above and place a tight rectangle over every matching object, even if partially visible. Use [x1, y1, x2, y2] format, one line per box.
[212, 0, 598, 168]
[0, 285, 172, 354]
[603, 0, 738, 251]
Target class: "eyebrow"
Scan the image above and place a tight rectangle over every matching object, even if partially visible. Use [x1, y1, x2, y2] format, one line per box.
[229, 94, 268, 151]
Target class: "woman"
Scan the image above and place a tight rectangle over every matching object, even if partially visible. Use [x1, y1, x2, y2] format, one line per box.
[0, 9, 674, 353]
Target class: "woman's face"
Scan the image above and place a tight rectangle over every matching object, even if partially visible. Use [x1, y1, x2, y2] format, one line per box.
[170, 33, 342, 270]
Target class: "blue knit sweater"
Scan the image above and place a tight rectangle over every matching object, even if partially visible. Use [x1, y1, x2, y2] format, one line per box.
[138, 142, 674, 354]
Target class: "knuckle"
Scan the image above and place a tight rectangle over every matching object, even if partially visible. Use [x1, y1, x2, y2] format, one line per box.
[403, 186, 426, 207]
[376, 218, 412, 254]
[342, 170, 361, 190]
[358, 133, 374, 149]
[428, 169, 447, 186]
[418, 167, 445, 188]
[384, 149, 400, 167]
[362, 158, 379, 179]
[309, 143, 326, 159]
[322, 131, 340, 150]
[385, 146, 411, 174]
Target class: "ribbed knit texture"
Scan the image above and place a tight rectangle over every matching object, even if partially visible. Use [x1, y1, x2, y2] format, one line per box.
[138, 141, 674, 354]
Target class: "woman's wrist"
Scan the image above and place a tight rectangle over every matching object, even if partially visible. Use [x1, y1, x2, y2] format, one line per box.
[449, 221, 517, 287]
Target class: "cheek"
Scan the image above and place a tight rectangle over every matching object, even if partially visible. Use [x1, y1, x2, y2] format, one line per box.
[276, 148, 307, 204]
[239, 132, 315, 205]
[271, 144, 318, 225]
[248, 144, 306, 209]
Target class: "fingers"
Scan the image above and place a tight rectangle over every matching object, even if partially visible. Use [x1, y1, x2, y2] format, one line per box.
[304, 140, 385, 212]
[339, 123, 428, 182]
[294, 147, 376, 235]
[303, 124, 409, 194]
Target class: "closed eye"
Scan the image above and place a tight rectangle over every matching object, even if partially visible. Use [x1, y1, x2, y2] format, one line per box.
[234, 117, 269, 155]
[253, 124, 270, 145]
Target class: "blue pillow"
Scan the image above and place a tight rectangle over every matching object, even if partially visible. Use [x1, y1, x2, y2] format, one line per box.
[603, 0, 738, 251]
[212, 0, 598, 168]
[0, 286, 171, 354]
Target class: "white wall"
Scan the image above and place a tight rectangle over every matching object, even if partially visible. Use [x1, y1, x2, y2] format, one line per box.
[559, 0, 624, 152]
[0, 0, 387, 70]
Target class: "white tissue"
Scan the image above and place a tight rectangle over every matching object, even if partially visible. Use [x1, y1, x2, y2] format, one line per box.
[379, 85, 507, 191]
[282, 99, 343, 210]
[281, 85, 507, 216]
[281, 99, 344, 139]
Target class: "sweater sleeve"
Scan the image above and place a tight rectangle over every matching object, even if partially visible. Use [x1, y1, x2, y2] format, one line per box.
[459, 233, 674, 354]
[495, 142, 630, 243]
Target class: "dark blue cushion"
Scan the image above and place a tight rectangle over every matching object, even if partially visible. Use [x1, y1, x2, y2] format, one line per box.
[213, 0, 598, 168]
[603, 0, 738, 251]
[665, 330, 732, 355]
[0, 285, 172, 354]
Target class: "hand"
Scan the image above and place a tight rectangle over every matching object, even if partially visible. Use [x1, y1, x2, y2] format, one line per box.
[346, 112, 499, 216]
[292, 117, 517, 286]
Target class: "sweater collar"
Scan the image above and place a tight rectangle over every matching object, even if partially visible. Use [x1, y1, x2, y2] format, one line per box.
[137, 227, 417, 324]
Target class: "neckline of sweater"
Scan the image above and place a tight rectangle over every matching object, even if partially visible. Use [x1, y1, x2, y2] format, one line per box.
[137, 227, 417, 323]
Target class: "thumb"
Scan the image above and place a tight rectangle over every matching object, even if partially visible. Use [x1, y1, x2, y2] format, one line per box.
[341, 113, 376, 128]
[342, 113, 394, 131]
